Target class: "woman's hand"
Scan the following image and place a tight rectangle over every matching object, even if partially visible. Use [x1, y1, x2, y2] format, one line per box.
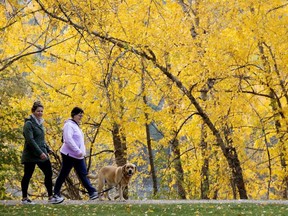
[40, 153, 48, 160]
[77, 152, 84, 157]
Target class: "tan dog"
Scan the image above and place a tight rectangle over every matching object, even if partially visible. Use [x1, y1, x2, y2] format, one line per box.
[88, 163, 136, 201]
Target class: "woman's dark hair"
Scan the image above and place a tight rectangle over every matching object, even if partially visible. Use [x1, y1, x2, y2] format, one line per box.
[31, 101, 44, 112]
[71, 107, 84, 117]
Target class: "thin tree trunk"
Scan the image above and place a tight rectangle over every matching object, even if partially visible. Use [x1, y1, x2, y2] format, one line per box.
[145, 117, 158, 196]
[200, 124, 209, 199]
[212, 154, 220, 200]
[255, 113, 273, 199]
[141, 60, 158, 196]
[254, 109, 273, 199]
[280, 155, 288, 198]
[270, 99, 288, 198]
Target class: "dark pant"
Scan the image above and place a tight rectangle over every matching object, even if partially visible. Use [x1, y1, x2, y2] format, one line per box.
[21, 160, 53, 198]
[54, 153, 96, 196]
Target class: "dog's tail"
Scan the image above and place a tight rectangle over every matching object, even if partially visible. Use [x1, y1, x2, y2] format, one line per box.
[87, 173, 98, 179]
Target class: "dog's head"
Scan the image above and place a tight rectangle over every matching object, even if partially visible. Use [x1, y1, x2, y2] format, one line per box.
[123, 163, 136, 177]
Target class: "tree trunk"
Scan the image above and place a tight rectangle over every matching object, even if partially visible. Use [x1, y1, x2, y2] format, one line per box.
[223, 123, 247, 199]
[145, 116, 158, 196]
[141, 62, 158, 196]
[112, 123, 128, 199]
[230, 177, 237, 199]
[112, 123, 127, 166]
[200, 124, 209, 199]
[280, 152, 288, 198]
[171, 138, 186, 199]
[223, 146, 247, 199]
[269, 93, 288, 198]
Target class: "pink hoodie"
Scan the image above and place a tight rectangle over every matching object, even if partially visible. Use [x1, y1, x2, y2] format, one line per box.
[60, 119, 86, 159]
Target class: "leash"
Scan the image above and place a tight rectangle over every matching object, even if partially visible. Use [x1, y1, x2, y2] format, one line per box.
[79, 187, 114, 195]
[98, 187, 114, 195]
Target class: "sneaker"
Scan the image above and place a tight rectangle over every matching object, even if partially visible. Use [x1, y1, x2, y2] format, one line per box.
[89, 192, 98, 200]
[21, 198, 35, 205]
[49, 195, 64, 204]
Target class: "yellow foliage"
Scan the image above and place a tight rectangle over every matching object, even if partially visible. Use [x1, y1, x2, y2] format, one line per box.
[1, 0, 288, 200]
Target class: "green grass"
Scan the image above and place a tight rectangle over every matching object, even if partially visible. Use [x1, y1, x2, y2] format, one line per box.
[1, 203, 288, 216]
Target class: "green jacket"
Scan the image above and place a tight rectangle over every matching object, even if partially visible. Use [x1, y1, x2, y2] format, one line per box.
[21, 115, 51, 163]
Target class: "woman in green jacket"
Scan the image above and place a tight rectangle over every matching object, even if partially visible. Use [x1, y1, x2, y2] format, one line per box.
[21, 101, 53, 204]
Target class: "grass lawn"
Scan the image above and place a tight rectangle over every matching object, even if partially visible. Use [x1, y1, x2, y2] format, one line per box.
[0, 203, 288, 216]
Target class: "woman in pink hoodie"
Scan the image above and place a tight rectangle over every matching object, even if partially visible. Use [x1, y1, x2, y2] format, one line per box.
[50, 107, 98, 204]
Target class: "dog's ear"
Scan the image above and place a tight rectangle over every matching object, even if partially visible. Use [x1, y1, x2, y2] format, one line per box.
[121, 164, 127, 176]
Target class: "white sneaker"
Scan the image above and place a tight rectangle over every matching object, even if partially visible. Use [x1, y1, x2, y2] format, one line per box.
[21, 198, 35, 204]
[89, 192, 98, 200]
[49, 195, 64, 204]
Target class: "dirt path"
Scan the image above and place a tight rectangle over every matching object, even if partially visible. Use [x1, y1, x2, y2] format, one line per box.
[1, 199, 288, 206]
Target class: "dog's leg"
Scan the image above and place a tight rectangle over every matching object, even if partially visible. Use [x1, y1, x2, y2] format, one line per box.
[119, 186, 125, 202]
[103, 186, 111, 200]
[107, 190, 112, 200]
[103, 189, 108, 200]
[113, 185, 120, 200]
[98, 176, 105, 201]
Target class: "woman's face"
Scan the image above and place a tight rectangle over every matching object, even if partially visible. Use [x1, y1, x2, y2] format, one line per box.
[73, 113, 83, 123]
[33, 107, 44, 119]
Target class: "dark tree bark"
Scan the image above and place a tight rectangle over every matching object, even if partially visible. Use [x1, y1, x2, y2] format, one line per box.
[171, 138, 186, 199]
[112, 123, 127, 166]
[112, 123, 128, 199]
[223, 122, 247, 199]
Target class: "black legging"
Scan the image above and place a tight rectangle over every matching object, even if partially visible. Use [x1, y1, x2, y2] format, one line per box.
[21, 160, 53, 198]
